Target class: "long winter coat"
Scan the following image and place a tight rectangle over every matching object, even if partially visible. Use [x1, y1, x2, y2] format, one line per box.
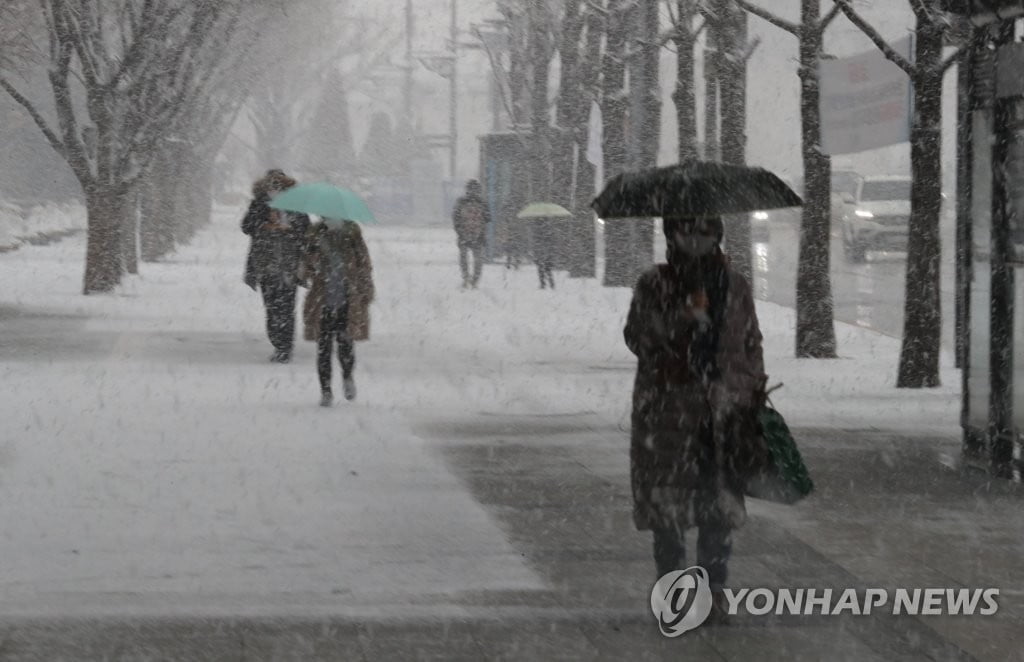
[452, 194, 490, 248]
[624, 251, 769, 532]
[531, 217, 557, 265]
[241, 178, 310, 290]
[300, 221, 375, 342]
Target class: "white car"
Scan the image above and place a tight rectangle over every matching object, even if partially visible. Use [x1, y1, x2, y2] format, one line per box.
[842, 175, 911, 263]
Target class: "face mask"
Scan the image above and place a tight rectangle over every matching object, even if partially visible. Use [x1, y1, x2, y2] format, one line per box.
[673, 233, 718, 256]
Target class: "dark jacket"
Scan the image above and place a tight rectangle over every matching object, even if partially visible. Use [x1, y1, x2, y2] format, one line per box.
[624, 249, 769, 532]
[452, 194, 491, 247]
[531, 217, 557, 265]
[242, 193, 310, 290]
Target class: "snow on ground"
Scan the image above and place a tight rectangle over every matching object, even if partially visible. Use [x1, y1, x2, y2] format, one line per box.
[0, 208, 960, 617]
[0, 201, 85, 251]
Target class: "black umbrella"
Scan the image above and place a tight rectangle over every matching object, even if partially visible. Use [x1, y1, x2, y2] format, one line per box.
[592, 160, 802, 219]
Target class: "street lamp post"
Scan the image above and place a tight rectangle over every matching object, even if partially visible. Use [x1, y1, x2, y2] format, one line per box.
[450, 0, 458, 181]
[415, 0, 459, 182]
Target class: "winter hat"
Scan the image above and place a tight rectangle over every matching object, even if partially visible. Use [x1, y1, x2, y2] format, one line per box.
[253, 169, 297, 197]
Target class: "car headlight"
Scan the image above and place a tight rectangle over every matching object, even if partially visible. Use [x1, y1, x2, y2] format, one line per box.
[753, 211, 769, 220]
[855, 210, 874, 218]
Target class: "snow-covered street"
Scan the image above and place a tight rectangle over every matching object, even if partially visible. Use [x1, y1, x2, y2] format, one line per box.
[1, 210, 1020, 660]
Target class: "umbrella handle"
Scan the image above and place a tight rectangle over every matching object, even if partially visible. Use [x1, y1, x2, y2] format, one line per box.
[764, 382, 783, 410]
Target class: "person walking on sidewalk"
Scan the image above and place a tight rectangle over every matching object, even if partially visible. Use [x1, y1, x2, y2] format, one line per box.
[532, 216, 557, 289]
[624, 216, 769, 620]
[300, 220, 375, 407]
[242, 169, 310, 363]
[452, 179, 490, 289]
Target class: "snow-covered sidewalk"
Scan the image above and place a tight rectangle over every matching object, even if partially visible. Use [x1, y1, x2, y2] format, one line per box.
[0, 209, 962, 619]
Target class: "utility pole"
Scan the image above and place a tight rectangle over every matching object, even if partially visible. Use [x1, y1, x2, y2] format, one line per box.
[449, 0, 459, 180]
[404, 0, 414, 129]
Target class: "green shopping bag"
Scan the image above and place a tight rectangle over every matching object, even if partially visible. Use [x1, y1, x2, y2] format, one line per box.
[745, 394, 814, 504]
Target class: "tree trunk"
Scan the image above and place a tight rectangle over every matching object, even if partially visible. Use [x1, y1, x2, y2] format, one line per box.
[572, 157, 597, 277]
[526, 0, 552, 270]
[553, 0, 585, 272]
[602, 1, 633, 287]
[121, 186, 139, 275]
[795, 2, 837, 358]
[954, 39, 973, 370]
[630, 0, 659, 280]
[569, 5, 605, 278]
[718, 5, 752, 279]
[673, 1, 698, 161]
[140, 151, 180, 261]
[528, 0, 552, 203]
[703, 49, 719, 160]
[507, 9, 531, 127]
[83, 185, 126, 294]
[193, 157, 216, 232]
[897, 19, 944, 388]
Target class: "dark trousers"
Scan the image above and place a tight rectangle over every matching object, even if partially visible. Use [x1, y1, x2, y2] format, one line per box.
[652, 504, 732, 590]
[317, 304, 355, 392]
[537, 260, 554, 289]
[260, 277, 297, 354]
[459, 243, 483, 285]
[651, 426, 733, 589]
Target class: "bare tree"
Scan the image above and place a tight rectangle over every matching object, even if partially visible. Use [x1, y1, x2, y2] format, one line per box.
[568, 0, 607, 277]
[601, 0, 634, 287]
[243, 2, 398, 178]
[0, 0, 40, 74]
[140, 69, 254, 262]
[497, 0, 533, 127]
[624, 0, 660, 279]
[833, 0, 961, 387]
[735, 0, 843, 358]
[551, 0, 587, 271]
[0, 0, 251, 293]
[703, 0, 757, 279]
[665, 0, 705, 161]
[527, 0, 557, 203]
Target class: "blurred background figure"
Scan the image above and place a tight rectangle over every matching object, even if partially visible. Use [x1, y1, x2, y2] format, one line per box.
[451, 179, 490, 289]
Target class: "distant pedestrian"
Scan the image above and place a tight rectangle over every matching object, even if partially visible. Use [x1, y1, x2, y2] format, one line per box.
[300, 220, 374, 406]
[532, 216, 556, 289]
[624, 215, 769, 622]
[242, 169, 310, 363]
[452, 179, 490, 289]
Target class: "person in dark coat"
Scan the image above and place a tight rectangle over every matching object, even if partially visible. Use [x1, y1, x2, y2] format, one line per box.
[452, 179, 490, 289]
[532, 216, 556, 289]
[241, 169, 310, 363]
[298, 221, 374, 406]
[624, 216, 770, 618]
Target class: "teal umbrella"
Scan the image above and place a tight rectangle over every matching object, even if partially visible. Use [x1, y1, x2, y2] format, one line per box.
[269, 182, 377, 225]
[516, 202, 573, 219]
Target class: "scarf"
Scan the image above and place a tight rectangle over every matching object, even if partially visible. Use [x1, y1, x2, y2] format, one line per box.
[666, 244, 730, 383]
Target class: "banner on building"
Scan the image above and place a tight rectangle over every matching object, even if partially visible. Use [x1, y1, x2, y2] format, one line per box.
[820, 37, 913, 155]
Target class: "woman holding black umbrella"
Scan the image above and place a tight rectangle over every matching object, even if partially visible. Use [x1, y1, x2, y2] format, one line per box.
[597, 160, 799, 622]
[623, 215, 770, 622]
